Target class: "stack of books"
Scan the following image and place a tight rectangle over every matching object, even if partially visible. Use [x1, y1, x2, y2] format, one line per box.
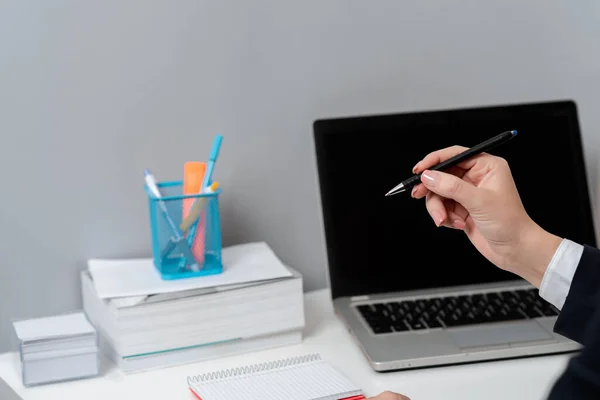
[81, 242, 305, 373]
[12, 313, 99, 386]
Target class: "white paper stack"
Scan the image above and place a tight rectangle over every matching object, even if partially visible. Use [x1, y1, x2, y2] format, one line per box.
[81, 242, 305, 373]
[12, 313, 99, 386]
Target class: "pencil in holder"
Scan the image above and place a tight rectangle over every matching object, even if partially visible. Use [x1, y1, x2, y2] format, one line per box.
[146, 180, 223, 280]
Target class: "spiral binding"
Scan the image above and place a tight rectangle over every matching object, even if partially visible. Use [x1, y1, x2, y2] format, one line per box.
[186, 354, 322, 385]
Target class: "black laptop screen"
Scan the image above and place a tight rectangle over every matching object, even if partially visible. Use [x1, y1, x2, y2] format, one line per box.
[313, 101, 596, 299]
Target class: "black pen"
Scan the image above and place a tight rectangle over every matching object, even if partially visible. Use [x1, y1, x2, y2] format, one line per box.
[385, 130, 518, 196]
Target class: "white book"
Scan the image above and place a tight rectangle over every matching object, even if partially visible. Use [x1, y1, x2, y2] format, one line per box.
[81, 268, 304, 357]
[103, 329, 303, 374]
[108, 281, 266, 309]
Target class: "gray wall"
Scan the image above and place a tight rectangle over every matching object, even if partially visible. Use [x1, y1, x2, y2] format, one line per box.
[1, 0, 599, 351]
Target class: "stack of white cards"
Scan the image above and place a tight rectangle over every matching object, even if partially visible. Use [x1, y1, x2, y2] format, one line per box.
[12, 312, 99, 387]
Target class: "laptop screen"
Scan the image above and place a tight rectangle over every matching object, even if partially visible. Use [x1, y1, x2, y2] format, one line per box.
[313, 101, 596, 300]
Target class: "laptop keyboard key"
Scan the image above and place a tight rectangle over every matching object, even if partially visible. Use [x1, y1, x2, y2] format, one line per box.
[488, 294, 504, 308]
[542, 306, 559, 317]
[465, 311, 481, 324]
[474, 299, 487, 309]
[513, 290, 527, 299]
[357, 305, 370, 312]
[444, 302, 456, 313]
[533, 299, 546, 309]
[487, 292, 501, 301]
[393, 321, 410, 332]
[501, 308, 526, 321]
[357, 305, 373, 317]
[425, 318, 442, 329]
[372, 324, 393, 334]
[373, 303, 389, 317]
[522, 308, 542, 318]
[471, 294, 484, 302]
[444, 315, 465, 327]
[500, 291, 516, 299]
[409, 320, 426, 330]
[401, 301, 414, 312]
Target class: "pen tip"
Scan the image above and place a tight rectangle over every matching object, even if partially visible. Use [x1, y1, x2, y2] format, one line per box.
[144, 168, 150, 175]
[511, 130, 518, 136]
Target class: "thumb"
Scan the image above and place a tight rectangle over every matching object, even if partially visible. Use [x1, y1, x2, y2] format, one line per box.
[420, 170, 480, 211]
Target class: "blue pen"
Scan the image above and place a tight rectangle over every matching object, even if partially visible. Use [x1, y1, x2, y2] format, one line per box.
[186, 135, 223, 247]
[145, 169, 199, 271]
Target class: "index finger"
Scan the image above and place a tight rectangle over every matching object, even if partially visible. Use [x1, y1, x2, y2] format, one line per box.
[413, 145, 486, 174]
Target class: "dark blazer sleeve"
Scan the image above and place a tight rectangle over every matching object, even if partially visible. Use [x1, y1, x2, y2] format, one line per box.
[553, 245, 600, 344]
[547, 245, 600, 399]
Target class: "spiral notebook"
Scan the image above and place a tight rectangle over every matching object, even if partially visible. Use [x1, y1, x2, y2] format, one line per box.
[186, 354, 364, 400]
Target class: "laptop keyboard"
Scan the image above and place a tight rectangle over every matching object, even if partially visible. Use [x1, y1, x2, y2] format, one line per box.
[357, 288, 560, 334]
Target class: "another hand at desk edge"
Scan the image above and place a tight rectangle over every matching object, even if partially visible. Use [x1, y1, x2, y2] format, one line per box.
[367, 391, 411, 400]
[410, 145, 562, 288]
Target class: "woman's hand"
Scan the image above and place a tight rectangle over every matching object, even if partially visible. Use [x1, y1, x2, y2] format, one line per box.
[367, 391, 411, 400]
[411, 146, 562, 287]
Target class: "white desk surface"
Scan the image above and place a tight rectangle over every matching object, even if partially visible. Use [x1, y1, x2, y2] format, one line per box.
[0, 288, 572, 400]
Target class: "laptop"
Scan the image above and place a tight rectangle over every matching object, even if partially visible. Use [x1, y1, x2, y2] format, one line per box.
[312, 100, 597, 371]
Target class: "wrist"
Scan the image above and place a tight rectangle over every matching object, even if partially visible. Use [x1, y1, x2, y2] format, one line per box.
[509, 220, 563, 288]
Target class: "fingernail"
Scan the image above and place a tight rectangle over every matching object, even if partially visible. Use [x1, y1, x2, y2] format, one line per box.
[431, 210, 444, 227]
[412, 162, 420, 173]
[411, 186, 418, 198]
[421, 171, 436, 186]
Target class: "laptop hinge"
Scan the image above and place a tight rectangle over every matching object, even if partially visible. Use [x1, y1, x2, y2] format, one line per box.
[350, 295, 369, 302]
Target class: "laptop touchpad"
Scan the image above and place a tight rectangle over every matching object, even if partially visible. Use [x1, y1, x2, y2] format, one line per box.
[449, 321, 554, 349]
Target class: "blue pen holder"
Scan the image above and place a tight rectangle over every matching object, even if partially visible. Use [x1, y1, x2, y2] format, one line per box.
[146, 180, 223, 280]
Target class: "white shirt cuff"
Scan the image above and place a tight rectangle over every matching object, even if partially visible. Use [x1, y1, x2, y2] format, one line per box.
[539, 238, 584, 310]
